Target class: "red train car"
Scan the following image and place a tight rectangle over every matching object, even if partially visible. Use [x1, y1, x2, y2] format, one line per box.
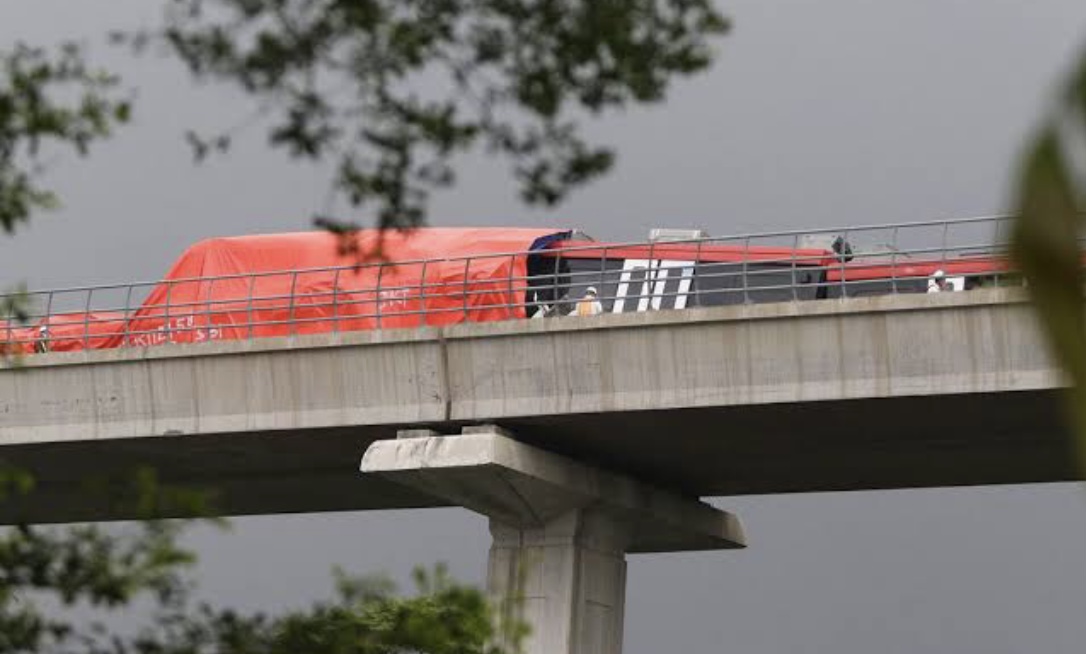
[4, 226, 1018, 353]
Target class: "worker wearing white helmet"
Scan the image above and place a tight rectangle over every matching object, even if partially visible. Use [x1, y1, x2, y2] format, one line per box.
[34, 324, 50, 353]
[575, 286, 604, 316]
[927, 270, 951, 293]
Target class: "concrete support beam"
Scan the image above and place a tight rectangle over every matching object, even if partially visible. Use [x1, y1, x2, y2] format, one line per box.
[361, 427, 744, 553]
[361, 427, 744, 654]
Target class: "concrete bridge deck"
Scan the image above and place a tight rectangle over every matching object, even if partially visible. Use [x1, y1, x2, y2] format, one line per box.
[0, 288, 1074, 523]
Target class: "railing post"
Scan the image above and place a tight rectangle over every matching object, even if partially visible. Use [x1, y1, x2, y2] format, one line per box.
[549, 250, 559, 315]
[83, 288, 94, 349]
[742, 236, 750, 304]
[164, 279, 173, 343]
[940, 221, 950, 275]
[122, 284, 133, 346]
[598, 245, 607, 313]
[647, 239, 657, 311]
[43, 290, 54, 352]
[790, 234, 799, 302]
[506, 254, 515, 319]
[993, 214, 1005, 271]
[205, 277, 216, 342]
[839, 231, 849, 298]
[890, 226, 899, 294]
[376, 263, 385, 330]
[463, 258, 472, 322]
[2, 294, 9, 351]
[332, 267, 342, 335]
[245, 274, 257, 341]
[419, 261, 429, 325]
[694, 239, 704, 307]
[288, 270, 299, 337]
[996, 217, 1007, 288]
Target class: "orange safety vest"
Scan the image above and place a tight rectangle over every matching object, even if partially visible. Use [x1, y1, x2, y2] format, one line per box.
[575, 297, 601, 316]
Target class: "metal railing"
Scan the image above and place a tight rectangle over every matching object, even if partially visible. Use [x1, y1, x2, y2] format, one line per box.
[1, 215, 1025, 354]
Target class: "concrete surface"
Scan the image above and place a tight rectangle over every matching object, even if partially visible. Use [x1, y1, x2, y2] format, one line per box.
[0, 289, 1076, 523]
[487, 510, 628, 654]
[361, 427, 745, 552]
[362, 427, 742, 654]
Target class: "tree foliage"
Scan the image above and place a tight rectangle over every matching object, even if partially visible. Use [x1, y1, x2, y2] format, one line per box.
[1012, 45, 1086, 464]
[122, 0, 729, 230]
[0, 469, 516, 654]
[0, 5, 726, 646]
[0, 43, 131, 235]
[2, 0, 728, 318]
[0, 528, 507, 654]
[3, 2, 1085, 652]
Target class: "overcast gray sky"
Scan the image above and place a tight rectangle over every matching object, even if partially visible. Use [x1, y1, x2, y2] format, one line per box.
[4, 1, 1086, 652]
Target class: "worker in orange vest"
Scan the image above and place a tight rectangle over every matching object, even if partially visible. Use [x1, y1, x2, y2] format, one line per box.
[575, 287, 604, 316]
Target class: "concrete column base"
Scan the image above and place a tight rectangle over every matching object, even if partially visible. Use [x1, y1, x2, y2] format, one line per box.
[488, 510, 628, 654]
[361, 426, 744, 654]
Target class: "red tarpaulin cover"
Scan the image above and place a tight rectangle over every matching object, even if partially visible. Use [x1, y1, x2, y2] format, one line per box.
[117, 227, 567, 347]
[0, 319, 19, 354]
[3, 313, 130, 353]
[44, 313, 129, 352]
[2, 319, 36, 354]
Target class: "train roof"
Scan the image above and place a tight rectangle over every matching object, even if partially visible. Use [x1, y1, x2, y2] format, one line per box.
[165, 227, 572, 276]
[825, 255, 1011, 281]
[540, 240, 837, 265]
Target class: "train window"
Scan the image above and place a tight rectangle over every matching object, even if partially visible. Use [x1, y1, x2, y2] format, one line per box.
[526, 253, 571, 316]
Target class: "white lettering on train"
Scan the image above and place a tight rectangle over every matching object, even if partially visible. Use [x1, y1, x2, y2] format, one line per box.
[612, 259, 695, 313]
[378, 288, 411, 310]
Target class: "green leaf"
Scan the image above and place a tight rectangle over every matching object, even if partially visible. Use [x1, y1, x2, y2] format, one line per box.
[132, 0, 729, 230]
[1012, 44, 1086, 466]
[0, 42, 130, 232]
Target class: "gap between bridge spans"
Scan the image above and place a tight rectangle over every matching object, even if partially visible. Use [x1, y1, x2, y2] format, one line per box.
[360, 426, 744, 654]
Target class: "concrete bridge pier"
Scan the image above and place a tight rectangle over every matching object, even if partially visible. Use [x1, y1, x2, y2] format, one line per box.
[486, 509, 629, 654]
[360, 426, 745, 654]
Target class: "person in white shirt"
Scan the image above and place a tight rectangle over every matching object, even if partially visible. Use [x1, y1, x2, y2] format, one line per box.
[575, 287, 604, 316]
[927, 270, 951, 293]
[34, 325, 50, 353]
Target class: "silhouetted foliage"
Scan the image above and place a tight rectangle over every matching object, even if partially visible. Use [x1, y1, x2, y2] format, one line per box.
[118, 0, 729, 230]
[2, 0, 728, 321]
[1012, 46, 1086, 462]
[0, 43, 130, 234]
[1, 0, 729, 343]
[0, 468, 518, 654]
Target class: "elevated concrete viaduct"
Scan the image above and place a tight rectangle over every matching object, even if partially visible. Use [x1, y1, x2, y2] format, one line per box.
[1, 287, 1072, 521]
[0, 288, 1074, 653]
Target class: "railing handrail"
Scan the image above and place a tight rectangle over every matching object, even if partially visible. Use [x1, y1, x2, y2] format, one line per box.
[1, 214, 1029, 354]
[0, 213, 1015, 297]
